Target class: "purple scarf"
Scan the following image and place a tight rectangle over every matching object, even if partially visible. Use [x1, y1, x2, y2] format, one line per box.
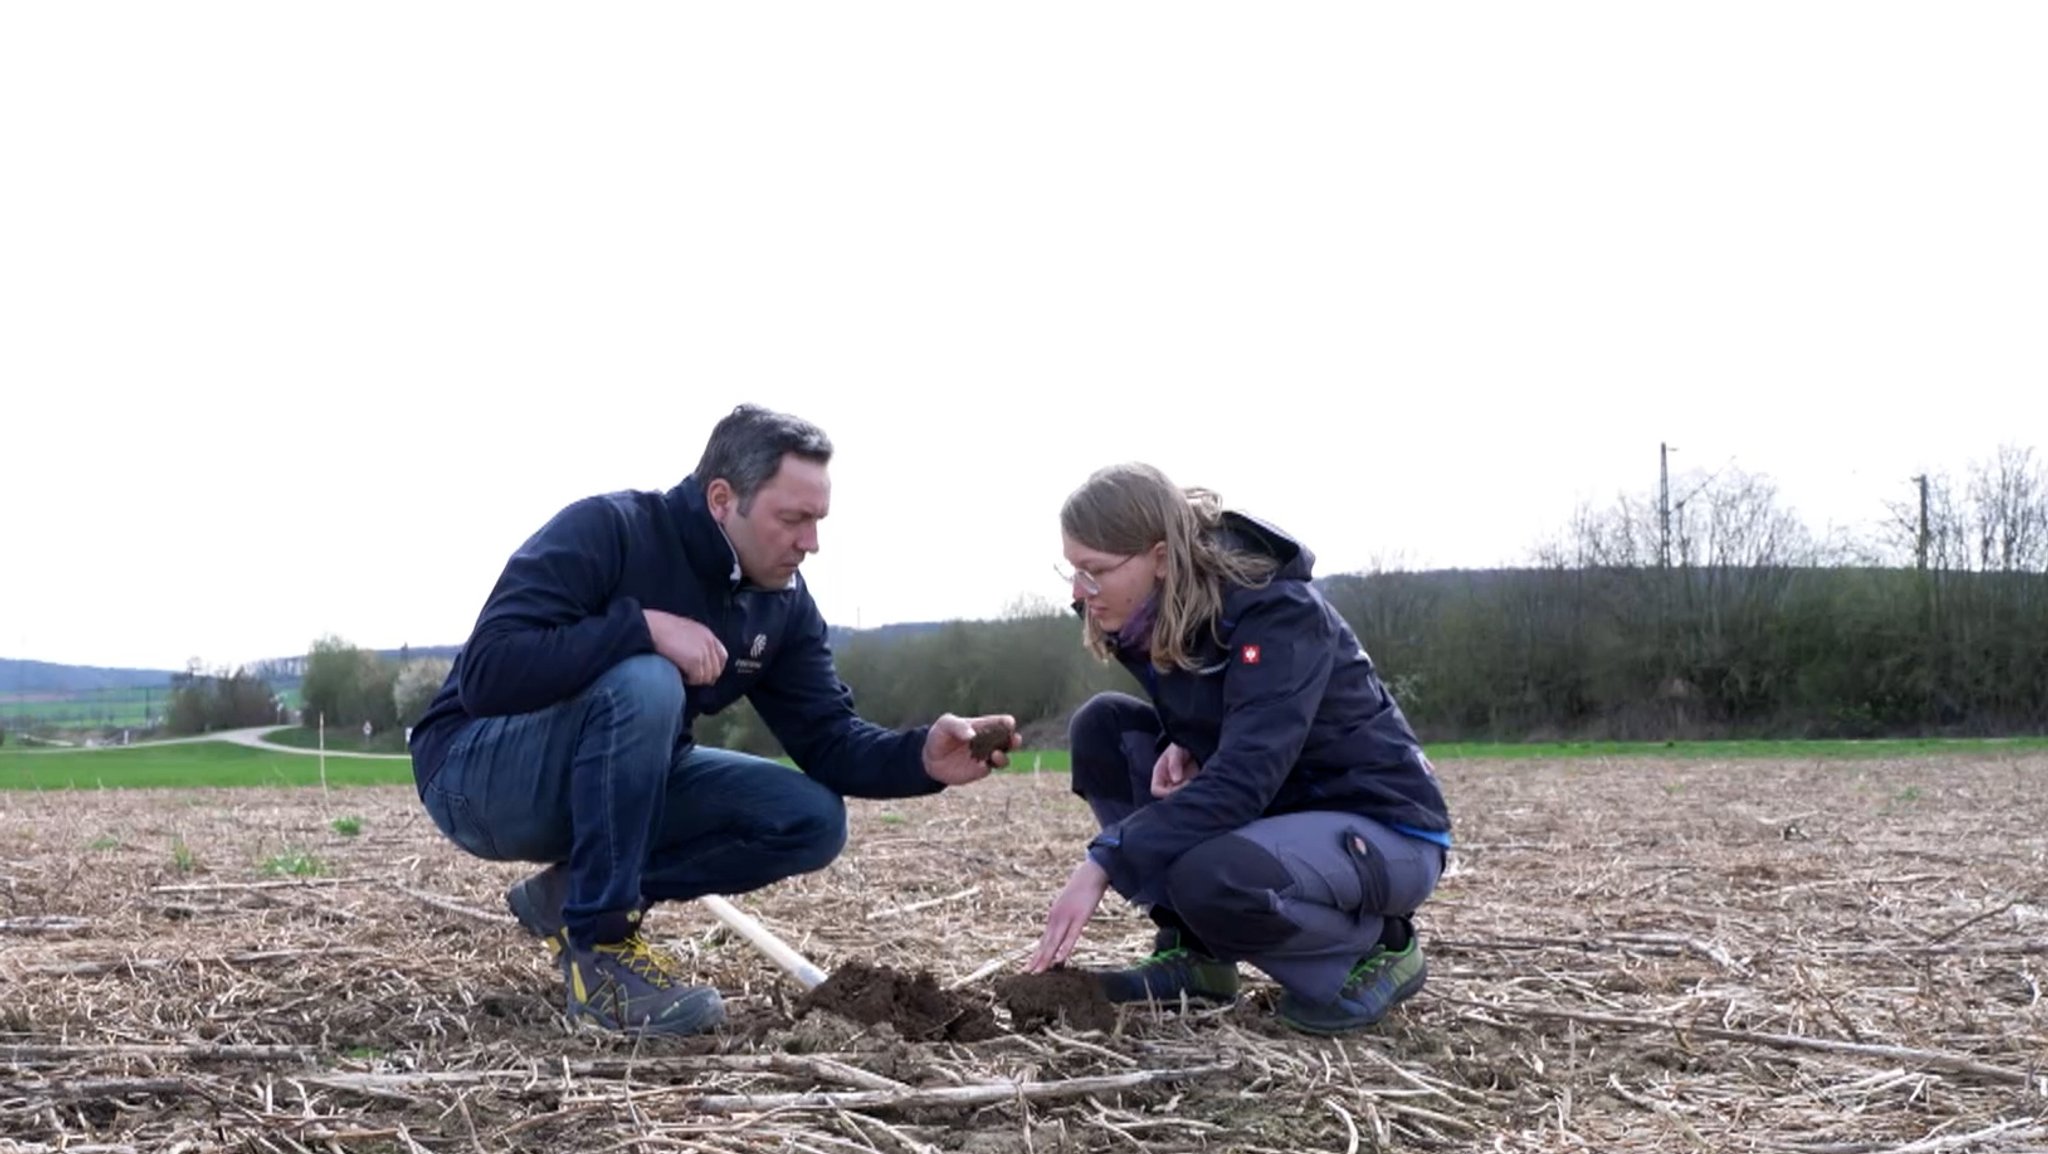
[1110, 588, 1161, 663]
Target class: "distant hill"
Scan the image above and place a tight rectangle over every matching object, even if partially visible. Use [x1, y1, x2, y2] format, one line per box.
[1, 622, 964, 696]
[0, 658, 183, 695]
[374, 645, 464, 663]
[827, 620, 950, 648]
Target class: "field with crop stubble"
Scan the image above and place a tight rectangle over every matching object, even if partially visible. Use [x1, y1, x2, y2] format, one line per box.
[3, 752, 2045, 1152]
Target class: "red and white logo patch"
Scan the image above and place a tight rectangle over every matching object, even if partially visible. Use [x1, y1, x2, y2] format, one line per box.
[1240, 644, 1261, 665]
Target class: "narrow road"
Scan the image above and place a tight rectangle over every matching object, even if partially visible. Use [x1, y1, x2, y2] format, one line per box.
[217, 726, 411, 760]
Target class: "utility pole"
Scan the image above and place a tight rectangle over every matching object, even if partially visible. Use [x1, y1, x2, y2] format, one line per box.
[1659, 442, 1673, 569]
[1912, 474, 1930, 570]
[1910, 473, 1936, 633]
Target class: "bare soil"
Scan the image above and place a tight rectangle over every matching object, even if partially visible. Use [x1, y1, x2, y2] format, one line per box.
[3, 753, 2045, 1151]
[994, 967, 1119, 1033]
[798, 960, 1000, 1042]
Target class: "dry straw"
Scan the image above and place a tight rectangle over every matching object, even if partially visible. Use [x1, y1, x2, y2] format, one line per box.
[3, 752, 2044, 1151]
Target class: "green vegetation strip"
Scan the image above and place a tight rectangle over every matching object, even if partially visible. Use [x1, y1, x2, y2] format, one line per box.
[1425, 736, 2048, 761]
[3, 735, 2042, 792]
[997, 737, 2048, 774]
[0, 743, 414, 791]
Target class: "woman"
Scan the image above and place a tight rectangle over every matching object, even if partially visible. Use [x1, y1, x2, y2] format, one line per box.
[1027, 462, 1452, 1034]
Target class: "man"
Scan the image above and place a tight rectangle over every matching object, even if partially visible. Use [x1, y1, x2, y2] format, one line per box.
[408, 404, 1018, 1036]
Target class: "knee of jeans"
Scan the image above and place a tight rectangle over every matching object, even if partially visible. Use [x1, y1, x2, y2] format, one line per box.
[595, 654, 686, 726]
[1165, 834, 1295, 955]
[1068, 692, 1142, 798]
[782, 790, 848, 873]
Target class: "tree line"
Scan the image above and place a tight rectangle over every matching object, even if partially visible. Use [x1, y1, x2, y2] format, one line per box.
[152, 639, 450, 740]
[263, 442, 2048, 753]
[157, 662, 282, 735]
[706, 443, 2048, 751]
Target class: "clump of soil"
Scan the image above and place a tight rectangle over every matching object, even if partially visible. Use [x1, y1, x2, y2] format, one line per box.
[797, 961, 999, 1042]
[993, 968, 1118, 1033]
[968, 719, 1015, 763]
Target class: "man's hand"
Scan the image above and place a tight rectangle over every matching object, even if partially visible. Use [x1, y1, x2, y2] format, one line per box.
[922, 712, 1018, 785]
[1027, 857, 1111, 972]
[644, 609, 728, 686]
[1150, 742, 1200, 798]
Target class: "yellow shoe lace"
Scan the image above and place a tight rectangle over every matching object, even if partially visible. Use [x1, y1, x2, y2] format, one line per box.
[595, 934, 689, 986]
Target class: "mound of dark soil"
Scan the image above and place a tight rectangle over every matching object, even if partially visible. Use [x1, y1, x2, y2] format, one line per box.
[797, 961, 999, 1042]
[993, 968, 1118, 1032]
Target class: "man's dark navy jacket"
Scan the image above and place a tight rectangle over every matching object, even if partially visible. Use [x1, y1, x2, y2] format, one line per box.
[1085, 512, 1453, 900]
[407, 476, 940, 800]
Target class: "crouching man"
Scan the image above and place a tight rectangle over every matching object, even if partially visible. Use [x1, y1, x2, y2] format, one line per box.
[409, 404, 1016, 1036]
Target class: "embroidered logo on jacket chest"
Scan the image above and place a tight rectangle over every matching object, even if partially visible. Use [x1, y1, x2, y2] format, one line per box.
[735, 633, 770, 674]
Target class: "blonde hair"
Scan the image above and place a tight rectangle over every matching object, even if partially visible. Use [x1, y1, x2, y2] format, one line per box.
[1061, 462, 1278, 672]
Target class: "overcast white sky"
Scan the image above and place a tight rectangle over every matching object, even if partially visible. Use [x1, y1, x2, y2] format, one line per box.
[4, 3, 2044, 672]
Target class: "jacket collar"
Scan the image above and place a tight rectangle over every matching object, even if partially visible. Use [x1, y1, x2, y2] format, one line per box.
[666, 475, 744, 590]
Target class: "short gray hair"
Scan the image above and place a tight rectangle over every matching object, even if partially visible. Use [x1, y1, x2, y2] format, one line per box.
[695, 405, 834, 512]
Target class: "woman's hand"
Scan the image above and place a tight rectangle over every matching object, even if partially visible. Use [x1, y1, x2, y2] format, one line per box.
[1150, 742, 1200, 798]
[1026, 857, 1111, 972]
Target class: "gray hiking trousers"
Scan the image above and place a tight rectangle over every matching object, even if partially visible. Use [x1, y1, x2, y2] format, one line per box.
[1071, 692, 1446, 1003]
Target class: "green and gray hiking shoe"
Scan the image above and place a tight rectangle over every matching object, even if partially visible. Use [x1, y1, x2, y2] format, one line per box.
[565, 934, 726, 1036]
[506, 862, 570, 953]
[1097, 929, 1240, 1006]
[1278, 938, 1428, 1035]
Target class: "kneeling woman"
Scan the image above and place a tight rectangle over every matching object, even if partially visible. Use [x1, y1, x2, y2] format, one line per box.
[1027, 462, 1453, 1034]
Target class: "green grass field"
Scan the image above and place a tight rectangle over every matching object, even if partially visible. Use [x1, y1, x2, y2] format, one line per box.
[0, 742, 413, 791]
[0, 686, 165, 728]
[1425, 735, 2048, 760]
[3, 733, 2044, 791]
[1000, 735, 2048, 773]
[0, 686, 303, 733]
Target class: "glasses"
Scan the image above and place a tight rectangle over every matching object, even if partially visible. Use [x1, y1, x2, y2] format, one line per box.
[1054, 553, 1137, 596]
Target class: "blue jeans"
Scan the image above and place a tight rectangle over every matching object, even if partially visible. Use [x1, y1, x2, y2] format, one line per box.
[1069, 691, 1445, 1003]
[420, 654, 847, 947]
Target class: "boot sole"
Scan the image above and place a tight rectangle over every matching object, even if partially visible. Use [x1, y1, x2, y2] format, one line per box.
[567, 993, 727, 1037]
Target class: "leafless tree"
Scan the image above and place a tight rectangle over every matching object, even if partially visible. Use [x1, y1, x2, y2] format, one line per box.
[1967, 444, 2047, 572]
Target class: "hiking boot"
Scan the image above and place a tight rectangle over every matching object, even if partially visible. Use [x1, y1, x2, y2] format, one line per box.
[1277, 938, 1428, 1035]
[564, 934, 726, 1036]
[506, 863, 570, 953]
[1096, 928, 1240, 1005]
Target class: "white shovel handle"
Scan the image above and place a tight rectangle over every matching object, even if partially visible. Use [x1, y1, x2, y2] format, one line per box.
[698, 894, 828, 989]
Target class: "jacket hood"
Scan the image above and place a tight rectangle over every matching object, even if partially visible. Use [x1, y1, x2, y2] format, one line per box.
[1218, 509, 1315, 582]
